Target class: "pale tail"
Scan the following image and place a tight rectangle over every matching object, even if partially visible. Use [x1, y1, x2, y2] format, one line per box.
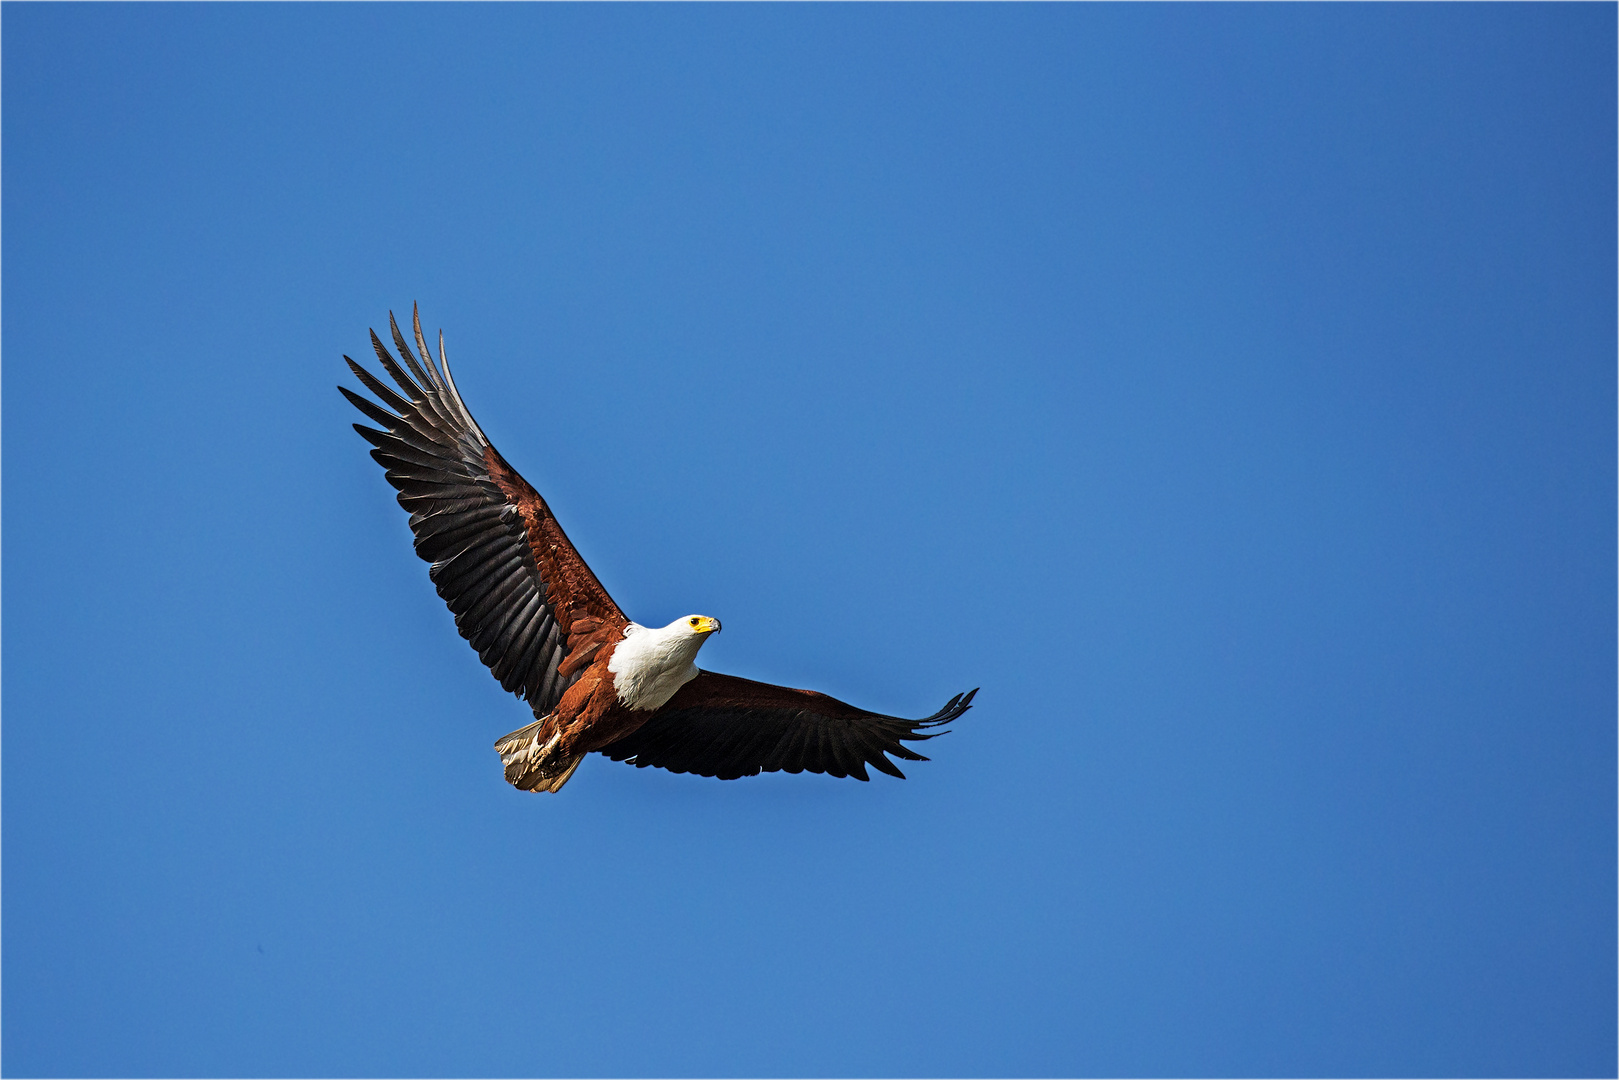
[494, 717, 584, 793]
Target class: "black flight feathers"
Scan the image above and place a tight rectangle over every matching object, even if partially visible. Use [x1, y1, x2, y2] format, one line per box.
[597, 683, 979, 782]
[340, 310, 576, 716]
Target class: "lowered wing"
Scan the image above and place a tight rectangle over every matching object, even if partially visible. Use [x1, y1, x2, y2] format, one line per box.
[340, 307, 627, 718]
[595, 671, 978, 781]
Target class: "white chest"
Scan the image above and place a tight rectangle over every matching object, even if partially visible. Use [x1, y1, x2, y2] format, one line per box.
[607, 624, 702, 712]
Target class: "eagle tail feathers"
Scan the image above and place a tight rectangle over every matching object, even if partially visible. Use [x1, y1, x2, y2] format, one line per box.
[494, 716, 583, 794]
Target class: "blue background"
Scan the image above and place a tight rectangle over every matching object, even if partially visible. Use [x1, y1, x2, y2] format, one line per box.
[4, 4, 1614, 1077]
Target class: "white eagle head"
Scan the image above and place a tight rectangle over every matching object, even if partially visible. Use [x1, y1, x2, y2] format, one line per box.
[608, 614, 722, 711]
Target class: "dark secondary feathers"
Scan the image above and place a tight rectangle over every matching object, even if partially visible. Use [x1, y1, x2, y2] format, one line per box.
[340, 307, 625, 719]
[597, 673, 978, 781]
[342, 308, 977, 783]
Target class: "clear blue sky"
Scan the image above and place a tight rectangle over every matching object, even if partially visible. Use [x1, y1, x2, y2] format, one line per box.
[4, 4, 1613, 1077]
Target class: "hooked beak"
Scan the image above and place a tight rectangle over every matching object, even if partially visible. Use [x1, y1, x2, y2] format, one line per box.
[696, 616, 722, 635]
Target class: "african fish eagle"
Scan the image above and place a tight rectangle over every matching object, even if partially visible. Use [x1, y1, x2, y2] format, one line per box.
[340, 307, 977, 793]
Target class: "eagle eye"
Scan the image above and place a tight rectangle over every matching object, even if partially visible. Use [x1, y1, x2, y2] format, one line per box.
[689, 617, 699, 626]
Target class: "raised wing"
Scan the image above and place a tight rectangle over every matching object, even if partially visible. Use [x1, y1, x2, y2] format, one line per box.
[340, 307, 627, 718]
[595, 671, 977, 781]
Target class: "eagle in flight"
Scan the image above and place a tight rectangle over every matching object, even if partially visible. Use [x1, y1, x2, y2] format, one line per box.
[340, 307, 977, 793]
